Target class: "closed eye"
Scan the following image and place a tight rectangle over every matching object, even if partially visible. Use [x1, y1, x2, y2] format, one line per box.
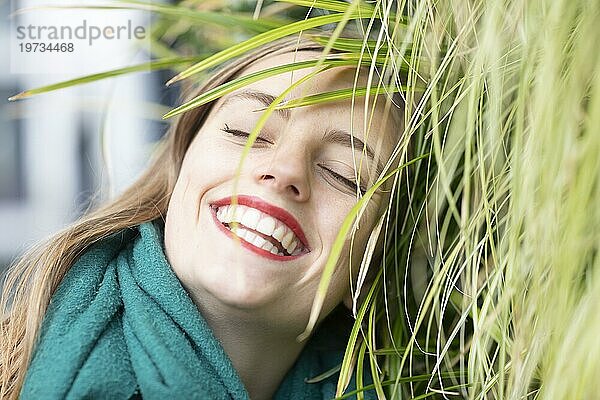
[319, 164, 366, 195]
[221, 124, 273, 145]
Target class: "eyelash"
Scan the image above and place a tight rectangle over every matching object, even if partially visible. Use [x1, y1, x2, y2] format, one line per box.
[221, 124, 366, 195]
[319, 165, 366, 195]
[221, 124, 272, 144]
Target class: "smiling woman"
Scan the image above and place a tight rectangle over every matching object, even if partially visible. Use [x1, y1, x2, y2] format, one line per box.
[0, 38, 402, 400]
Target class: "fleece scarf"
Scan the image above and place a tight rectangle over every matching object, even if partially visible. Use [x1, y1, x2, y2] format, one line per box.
[20, 221, 375, 399]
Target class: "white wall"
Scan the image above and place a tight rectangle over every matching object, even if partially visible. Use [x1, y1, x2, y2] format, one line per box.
[0, 2, 159, 265]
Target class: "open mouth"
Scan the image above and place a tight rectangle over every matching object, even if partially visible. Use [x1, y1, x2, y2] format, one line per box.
[210, 196, 310, 259]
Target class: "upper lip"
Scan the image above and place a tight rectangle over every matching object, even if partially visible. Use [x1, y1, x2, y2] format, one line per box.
[210, 195, 310, 249]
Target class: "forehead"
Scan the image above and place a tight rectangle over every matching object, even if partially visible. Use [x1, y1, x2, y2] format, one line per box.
[240, 50, 362, 96]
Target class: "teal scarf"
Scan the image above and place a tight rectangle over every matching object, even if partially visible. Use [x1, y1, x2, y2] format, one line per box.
[21, 222, 374, 399]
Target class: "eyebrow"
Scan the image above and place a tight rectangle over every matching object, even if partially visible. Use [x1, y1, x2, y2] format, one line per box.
[219, 90, 291, 119]
[322, 128, 384, 178]
[220, 89, 385, 177]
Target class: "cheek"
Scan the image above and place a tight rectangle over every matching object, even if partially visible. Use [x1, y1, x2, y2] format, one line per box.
[312, 196, 381, 285]
[182, 135, 236, 179]
[171, 134, 248, 204]
[308, 201, 358, 289]
[164, 137, 231, 269]
[313, 194, 379, 249]
[313, 193, 353, 237]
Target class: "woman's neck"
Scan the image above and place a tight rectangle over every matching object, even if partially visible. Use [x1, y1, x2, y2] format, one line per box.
[190, 291, 307, 400]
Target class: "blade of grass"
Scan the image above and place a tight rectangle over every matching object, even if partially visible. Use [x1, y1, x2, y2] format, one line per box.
[165, 12, 371, 86]
[8, 57, 203, 101]
[162, 56, 385, 119]
[335, 371, 466, 399]
[355, 339, 367, 400]
[276, 0, 380, 16]
[367, 301, 385, 399]
[305, 364, 342, 384]
[411, 383, 472, 400]
[335, 270, 381, 397]
[263, 85, 408, 111]
[308, 35, 392, 54]
[14, 1, 283, 33]
[119, 0, 285, 31]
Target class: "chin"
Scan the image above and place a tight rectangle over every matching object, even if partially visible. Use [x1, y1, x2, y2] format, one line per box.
[198, 268, 279, 310]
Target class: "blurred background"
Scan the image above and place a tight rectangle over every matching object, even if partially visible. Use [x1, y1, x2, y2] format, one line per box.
[0, 0, 180, 273]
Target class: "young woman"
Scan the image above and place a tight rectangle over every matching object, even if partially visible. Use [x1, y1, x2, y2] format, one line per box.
[1, 38, 402, 399]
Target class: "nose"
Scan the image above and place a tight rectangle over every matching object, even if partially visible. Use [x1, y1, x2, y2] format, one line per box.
[253, 147, 311, 202]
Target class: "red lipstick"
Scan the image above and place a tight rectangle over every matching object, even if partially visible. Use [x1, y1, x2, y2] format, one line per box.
[211, 195, 309, 248]
[210, 195, 310, 261]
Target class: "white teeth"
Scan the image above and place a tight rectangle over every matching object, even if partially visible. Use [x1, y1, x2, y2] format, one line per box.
[252, 235, 267, 248]
[215, 203, 306, 256]
[272, 223, 286, 242]
[234, 205, 247, 223]
[231, 225, 244, 239]
[217, 206, 232, 223]
[244, 231, 257, 243]
[256, 216, 277, 237]
[234, 229, 278, 254]
[287, 240, 298, 254]
[281, 230, 294, 249]
[262, 241, 275, 252]
[241, 208, 261, 230]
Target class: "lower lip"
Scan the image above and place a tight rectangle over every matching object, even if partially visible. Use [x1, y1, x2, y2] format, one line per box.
[210, 206, 304, 262]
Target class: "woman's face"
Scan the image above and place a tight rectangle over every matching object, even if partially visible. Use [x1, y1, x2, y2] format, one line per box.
[164, 51, 397, 334]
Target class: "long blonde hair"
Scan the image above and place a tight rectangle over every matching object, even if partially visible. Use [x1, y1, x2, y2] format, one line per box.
[0, 38, 326, 399]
